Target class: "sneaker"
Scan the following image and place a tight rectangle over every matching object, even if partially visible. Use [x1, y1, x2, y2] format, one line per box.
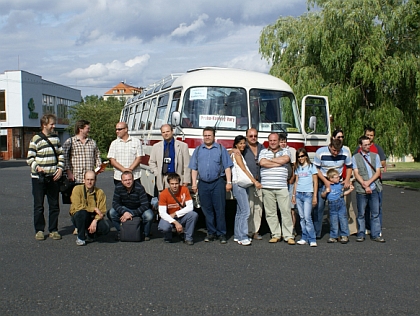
[365, 229, 371, 235]
[371, 236, 386, 243]
[234, 238, 252, 242]
[310, 242, 318, 247]
[219, 235, 227, 244]
[35, 231, 44, 241]
[356, 236, 365, 242]
[164, 239, 172, 243]
[327, 238, 338, 243]
[297, 240, 307, 245]
[76, 237, 86, 246]
[287, 238, 296, 245]
[269, 237, 280, 243]
[49, 231, 62, 240]
[252, 233, 263, 240]
[238, 239, 251, 246]
[85, 235, 94, 243]
[340, 236, 349, 244]
[204, 234, 215, 242]
[184, 240, 194, 245]
[144, 236, 151, 241]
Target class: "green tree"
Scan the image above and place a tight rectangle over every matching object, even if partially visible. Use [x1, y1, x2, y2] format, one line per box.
[259, 0, 420, 159]
[68, 96, 125, 158]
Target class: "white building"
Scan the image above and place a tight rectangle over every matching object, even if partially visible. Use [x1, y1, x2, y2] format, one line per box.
[0, 70, 81, 160]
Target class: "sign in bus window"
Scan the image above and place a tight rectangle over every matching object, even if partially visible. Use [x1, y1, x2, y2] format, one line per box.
[199, 115, 237, 129]
[189, 88, 208, 100]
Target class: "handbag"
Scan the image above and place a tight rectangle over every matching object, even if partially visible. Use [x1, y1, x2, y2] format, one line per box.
[120, 217, 143, 242]
[231, 154, 253, 188]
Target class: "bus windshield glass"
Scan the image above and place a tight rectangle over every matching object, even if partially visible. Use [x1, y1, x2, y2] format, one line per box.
[180, 86, 300, 133]
[250, 89, 300, 133]
[181, 87, 249, 130]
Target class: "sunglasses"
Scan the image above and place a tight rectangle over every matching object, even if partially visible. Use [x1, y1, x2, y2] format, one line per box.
[336, 136, 344, 139]
[116, 128, 126, 131]
[248, 135, 258, 138]
[298, 155, 307, 158]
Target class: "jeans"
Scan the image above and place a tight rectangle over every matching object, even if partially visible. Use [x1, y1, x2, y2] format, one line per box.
[158, 211, 198, 242]
[312, 182, 326, 238]
[295, 192, 316, 243]
[329, 198, 349, 238]
[198, 177, 226, 237]
[356, 189, 381, 238]
[364, 190, 383, 232]
[31, 177, 60, 233]
[247, 185, 263, 235]
[71, 210, 110, 241]
[107, 207, 154, 237]
[232, 183, 251, 241]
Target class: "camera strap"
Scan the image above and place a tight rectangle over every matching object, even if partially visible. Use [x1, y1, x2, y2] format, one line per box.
[168, 188, 185, 209]
[38, 132, 59, 163]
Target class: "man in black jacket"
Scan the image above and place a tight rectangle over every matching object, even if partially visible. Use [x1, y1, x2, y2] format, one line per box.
[107, 171, 153, 240]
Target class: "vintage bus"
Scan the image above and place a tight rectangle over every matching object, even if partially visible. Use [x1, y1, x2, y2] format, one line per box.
[120, 67, 330, 196]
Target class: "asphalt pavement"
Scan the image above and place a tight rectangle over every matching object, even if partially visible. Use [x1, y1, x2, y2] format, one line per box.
[1, 162, 420, 315]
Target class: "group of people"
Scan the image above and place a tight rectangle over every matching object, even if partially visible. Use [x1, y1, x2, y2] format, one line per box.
[27, 113, 386, 247]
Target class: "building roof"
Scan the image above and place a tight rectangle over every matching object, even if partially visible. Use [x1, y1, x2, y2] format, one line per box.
[103, 82, 142, 97]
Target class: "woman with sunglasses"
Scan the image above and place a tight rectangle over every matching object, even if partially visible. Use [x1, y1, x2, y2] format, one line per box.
[231, 135, 262, 246]
[292, 148, 318, 247]
[332, 128, 358, 236]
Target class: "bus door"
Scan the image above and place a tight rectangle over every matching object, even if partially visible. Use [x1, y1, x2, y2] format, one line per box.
[301, 95, 330, 157]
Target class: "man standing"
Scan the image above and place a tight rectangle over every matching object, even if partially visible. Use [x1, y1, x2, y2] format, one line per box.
[355, 126, 387, 235]
[353, 136, 385, 242]
[69, 170, 110, 246]
[149, 124, 190, 192]
[63, 119, 101, 184]
[107, 122, 143, 185]
[107, 171, 154, 241]
[259, 132, 295, 244]
[27, 114, 64, 241]
[158, 173, 198, 245]
[189, 127, 233, 244]
[240, 128, 264, 240]
[313, 138, 352, 238]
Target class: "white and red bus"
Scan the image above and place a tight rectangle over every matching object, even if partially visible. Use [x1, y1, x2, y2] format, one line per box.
[120, 67, 330, 196]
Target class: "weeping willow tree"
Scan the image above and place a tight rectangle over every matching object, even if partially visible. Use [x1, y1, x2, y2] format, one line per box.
[259, 0, 420, 159]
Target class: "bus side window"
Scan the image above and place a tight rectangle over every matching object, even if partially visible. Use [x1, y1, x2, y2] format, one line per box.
[140, 100, 150, 130]
[153, 94, 169, 130]
[168, 90, 181, 124]
[147, 98, 157, 130]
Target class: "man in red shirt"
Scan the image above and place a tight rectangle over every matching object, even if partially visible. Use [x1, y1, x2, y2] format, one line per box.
[158, 173, 198, 245]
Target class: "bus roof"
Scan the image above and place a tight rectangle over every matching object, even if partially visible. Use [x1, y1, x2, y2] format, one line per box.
[125, 67, 294, 105]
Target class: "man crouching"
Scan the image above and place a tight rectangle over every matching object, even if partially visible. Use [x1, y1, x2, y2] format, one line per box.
[69, 170, 110, 246]
[158, 173, 198, 245]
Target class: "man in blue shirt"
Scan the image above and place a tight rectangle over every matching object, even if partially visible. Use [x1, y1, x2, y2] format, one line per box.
[189, 127, 233, 244]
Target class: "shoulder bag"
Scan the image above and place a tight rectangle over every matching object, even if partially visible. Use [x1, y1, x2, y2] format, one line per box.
[232, 154, 253, 188]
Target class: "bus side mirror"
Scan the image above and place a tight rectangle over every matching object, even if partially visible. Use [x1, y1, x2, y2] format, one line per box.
[171, 111, 181, 127]
[308, 116, 316, 131]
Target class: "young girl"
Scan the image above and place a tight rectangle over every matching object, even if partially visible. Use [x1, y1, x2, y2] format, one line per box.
[291, 148, 318, 247]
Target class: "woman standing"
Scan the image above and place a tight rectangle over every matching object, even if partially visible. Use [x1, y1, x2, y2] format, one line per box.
[292, 148, 318, 247]
[231, 135, 262, 246]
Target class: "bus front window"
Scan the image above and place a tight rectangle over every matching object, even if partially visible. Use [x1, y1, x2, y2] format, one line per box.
[181, 87, 248, 130]
[250, 89, 301, 134]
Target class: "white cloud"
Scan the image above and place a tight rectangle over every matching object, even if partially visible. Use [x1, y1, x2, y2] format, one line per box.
[171, 14, 209, 37]
[0, 0, 308, 96]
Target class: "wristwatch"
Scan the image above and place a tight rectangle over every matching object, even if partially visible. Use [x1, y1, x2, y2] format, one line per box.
[227, 182, 232, 184]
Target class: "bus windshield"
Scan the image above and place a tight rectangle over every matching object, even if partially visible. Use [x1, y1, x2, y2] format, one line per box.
[180, 86, 300, 133]
[250, 89, 300, 133]
[181, 87, 249, 130]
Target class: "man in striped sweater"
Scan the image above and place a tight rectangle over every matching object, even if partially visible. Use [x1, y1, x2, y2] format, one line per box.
[27, 114, 64, 241]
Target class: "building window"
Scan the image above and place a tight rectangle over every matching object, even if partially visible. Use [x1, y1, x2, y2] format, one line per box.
[0, 91, 5, 121]
[0, 135, 6, 151]
[43, 95, 55, 114]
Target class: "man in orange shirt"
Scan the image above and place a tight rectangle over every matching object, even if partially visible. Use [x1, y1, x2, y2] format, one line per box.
[158, 173, 198, 245]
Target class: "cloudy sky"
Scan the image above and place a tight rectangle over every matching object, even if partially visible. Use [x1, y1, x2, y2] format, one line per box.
[0, 0, 309, 97]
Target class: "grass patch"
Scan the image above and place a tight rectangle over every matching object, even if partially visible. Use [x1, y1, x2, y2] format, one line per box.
[383, 180, 420, 190]
[386, 162, 420, 171]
